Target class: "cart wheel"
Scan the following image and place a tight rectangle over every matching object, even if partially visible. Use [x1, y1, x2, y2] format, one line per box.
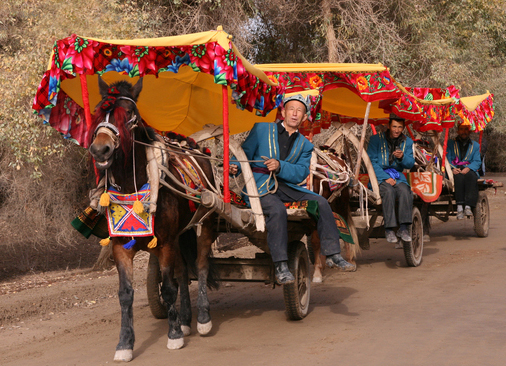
[284, 241, 311, 320]
[474, 191, 489, 237]
[403, 206, 424, 267]
[147, 254, 168, 319]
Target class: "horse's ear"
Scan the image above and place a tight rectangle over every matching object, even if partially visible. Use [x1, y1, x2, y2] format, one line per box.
[98, 75, 109, 98]
[130, 78, 143, 101]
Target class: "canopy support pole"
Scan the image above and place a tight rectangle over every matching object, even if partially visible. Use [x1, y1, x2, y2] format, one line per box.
[354, 102, 372, 181]
[79, 74, 93, 144]
[79, 74, 99, 183]
[222, 85, 231, 210]
[479, 130, 483, 153]
[441, 128, 449, 173]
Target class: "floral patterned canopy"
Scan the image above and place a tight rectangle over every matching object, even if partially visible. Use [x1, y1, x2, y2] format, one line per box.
[255, 63, 404, 136]
[32, 28, 281, 147]
[326, 85, 494, 133]
[394, 87, 494, 132]
[33, 27, 494, 147]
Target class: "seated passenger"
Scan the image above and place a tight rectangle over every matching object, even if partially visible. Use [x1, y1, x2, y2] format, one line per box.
[446, 123, 481, 219]
[367, 114, 415, 244]
[230, 94, 355, 285]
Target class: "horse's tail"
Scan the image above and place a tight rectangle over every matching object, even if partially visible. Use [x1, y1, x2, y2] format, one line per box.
[179, 230, 219, 290]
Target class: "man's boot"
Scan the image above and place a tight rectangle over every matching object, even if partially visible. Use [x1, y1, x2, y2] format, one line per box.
[385, 229, 398, 243]
[326, 253, 356, 272]
[274, 261, 295, 285]
[396, 224, 412, 242]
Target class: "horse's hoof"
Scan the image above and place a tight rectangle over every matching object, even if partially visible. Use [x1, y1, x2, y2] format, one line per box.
[197, 321, 212, 335]
[181, 325, 191, 336]
[114, 349, 133, 362]
[312, 276, 323, 283]
[167, 337, 184, 350]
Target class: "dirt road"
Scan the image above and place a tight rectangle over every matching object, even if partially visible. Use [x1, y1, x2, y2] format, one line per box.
[2, 179, 506, 366]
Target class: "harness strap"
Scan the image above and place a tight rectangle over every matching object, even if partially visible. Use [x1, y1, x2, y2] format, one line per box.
[185, 153, 222, 197]
[157, 164, 202, 197]
[95, 126, 120, 149]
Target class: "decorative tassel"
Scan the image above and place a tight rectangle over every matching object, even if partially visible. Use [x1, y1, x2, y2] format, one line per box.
[147, 236, 157, 249]
[100, 237, 111, 246]
[99, 192, 110, 207]
[133, 200, 144, 214]
[123, 238, 136, 250]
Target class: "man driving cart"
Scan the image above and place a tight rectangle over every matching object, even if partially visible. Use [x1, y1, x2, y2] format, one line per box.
[230, 94, 355, 285]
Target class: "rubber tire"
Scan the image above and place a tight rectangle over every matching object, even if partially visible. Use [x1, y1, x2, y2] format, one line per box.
[474, 191, 489, 237]
[283, 241, 311, 320]
[403, 206, 424, 267]
[147, 254, 168, 319]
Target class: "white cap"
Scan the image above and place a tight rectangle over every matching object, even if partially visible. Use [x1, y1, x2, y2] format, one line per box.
[283, 94, 311, 112]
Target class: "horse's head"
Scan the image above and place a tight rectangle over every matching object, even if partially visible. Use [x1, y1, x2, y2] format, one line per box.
[89, 76, 143, 170]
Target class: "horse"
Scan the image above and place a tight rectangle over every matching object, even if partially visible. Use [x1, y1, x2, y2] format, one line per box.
[309, 148, 359, 282]
[88, 76, 217, 361]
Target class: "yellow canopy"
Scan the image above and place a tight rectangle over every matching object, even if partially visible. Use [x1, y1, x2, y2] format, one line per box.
[460, 92, 492, 111]
[61, 71, 278, 136]
[37, 27, 281, 141]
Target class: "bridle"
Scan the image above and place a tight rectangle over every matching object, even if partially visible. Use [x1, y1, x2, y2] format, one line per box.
[92, 96, 139, 149]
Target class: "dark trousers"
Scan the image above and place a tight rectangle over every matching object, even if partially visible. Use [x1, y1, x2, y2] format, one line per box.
[379, 182, 413, 229]
[454, 171, 479, 207]
[260, 183, 341, 262]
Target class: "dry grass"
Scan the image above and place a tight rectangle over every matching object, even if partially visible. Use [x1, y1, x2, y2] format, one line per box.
[0, 137, 101, 281]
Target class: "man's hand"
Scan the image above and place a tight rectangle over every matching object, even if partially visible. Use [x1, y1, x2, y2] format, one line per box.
[392, 149, 404, 159]
[461, 167, 470, 174]
[385, 178, 396, 186]
[230, 164, 238, 175]
[452, 168, 461, 175]
[264, 158, 280, 172]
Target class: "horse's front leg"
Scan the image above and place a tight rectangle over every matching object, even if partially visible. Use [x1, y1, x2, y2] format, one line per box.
[113, 244, 137, 362]
[158, 244, 185, 349]
[177, 261, 192, 336]
[311, 231, 325, 283]
[196, 221, 214, 335]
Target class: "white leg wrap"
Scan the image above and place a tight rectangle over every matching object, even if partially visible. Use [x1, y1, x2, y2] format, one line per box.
[114, 349, 133, 362]
[312, 276, 323, 283]
[167, 337, 184, 350]
[197, 321, 212, 335]
[181, 325, 191, 336]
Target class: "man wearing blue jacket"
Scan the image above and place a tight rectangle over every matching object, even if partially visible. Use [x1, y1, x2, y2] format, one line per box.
[367, 114, 415, 244]
[446, 123, 482, 219]
[231, 94, 355, 285]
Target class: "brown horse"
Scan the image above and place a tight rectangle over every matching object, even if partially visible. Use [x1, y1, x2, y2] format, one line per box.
[88, 76, 217, 361]
[310, 150, 359, 282]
